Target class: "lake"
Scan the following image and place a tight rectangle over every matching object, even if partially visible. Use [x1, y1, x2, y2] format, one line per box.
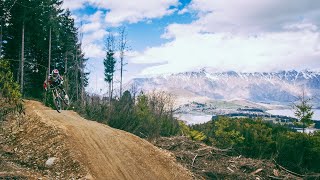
[175, 114, 213, 125]
[266, 109, 320, 121]
[176, 109, 320, 125]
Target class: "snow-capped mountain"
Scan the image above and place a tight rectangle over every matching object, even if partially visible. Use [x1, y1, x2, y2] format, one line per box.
[130, 69, 320, 105]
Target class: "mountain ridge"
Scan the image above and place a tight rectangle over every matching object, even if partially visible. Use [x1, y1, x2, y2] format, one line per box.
[130, 69, 320, 105]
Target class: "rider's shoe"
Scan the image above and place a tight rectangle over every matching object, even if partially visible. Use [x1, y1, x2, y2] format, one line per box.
[64, 94, 70, 105]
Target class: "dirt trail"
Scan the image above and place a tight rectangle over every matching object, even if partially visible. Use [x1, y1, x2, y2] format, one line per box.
[25, 101, 192, 180]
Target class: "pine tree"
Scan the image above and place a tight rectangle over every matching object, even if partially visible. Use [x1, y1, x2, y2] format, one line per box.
[103, 32, 116, 104]
[104, 50, 116, 104]
[293, 90, 314, 133]
[1, 0, 88, 101]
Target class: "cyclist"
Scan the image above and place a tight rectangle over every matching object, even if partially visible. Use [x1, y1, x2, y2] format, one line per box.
[44, 69, 69, 101]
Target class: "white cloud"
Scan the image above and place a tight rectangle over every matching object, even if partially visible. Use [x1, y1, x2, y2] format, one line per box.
[83, 29, 107, 45]
[82, 22, 101, 33]
[63, 0, 179, 26]
[129, 0, 320, 75]
[83, 43, 105, 59]
[103, 0, 178, 26]
[64, 0, 180, 60]
[162, 23, 203, 39]
[187, 0, 320, 33]
[284, 22, 318, 31]
[65, 0, 320, 90]
[131, 29, 320, 75]
[82, 11, 104, 33]
[77, 11, 108, 60]
[177, 8, 189, 15]
[62, 0, 87, 10]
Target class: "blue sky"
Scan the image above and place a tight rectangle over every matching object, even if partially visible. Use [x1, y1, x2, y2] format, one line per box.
[62, 0, 320, 94]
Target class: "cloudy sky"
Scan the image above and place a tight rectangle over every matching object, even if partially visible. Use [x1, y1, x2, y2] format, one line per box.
[62, 0, 320, 94]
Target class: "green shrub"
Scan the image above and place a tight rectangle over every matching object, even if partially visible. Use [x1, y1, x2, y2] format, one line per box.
[276, 131, 320, 173]
[213, 117, 245, 148]
[79, 91, 181, 139]
[0, 60, 23, 120]
[190, 116, 320, 173]
[179, 121, 207, 141]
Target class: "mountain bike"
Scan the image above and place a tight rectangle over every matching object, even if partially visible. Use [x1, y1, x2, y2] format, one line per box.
[51, 85, 70, 113]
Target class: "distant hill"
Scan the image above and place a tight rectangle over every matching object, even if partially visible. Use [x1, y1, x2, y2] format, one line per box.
[130, 69, 320, 105]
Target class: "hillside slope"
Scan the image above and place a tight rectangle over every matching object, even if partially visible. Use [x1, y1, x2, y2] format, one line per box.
[21, 100, 192, 179]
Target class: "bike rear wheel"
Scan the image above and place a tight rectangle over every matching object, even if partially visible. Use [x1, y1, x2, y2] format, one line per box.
[60, 89, 70, 106]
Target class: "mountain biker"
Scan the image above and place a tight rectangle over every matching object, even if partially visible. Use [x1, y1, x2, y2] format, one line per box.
[44, 69, 69, 101]
[43, 69, 64, 91]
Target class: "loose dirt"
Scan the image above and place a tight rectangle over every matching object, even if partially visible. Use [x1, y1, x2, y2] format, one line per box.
[1, 100, 193, 179]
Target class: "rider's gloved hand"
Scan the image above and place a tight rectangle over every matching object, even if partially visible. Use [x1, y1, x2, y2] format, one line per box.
[43, 82, 47, 91]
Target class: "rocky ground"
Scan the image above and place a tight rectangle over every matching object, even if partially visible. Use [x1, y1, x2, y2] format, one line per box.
[0, 112, 88, 179]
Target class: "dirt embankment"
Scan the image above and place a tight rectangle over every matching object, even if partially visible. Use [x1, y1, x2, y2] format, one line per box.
[0, 100, 192, 179]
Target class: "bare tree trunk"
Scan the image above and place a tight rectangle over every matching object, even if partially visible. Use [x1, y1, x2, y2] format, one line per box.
[48, 27, 51, 75]
[111, 79, 114, 100]
[20, 22, 25, 95]
[17, 51, 21, 82]
[0, 20, 3, 58]
[75, 47, 79, 101]
[80, 24, 85, 105]
[118, 27, 128, 97]
[120, 54, 123, 97]
[45, 26, 51, 104]
[80, 57, 84, 104]
[130, 82, 138, 104]
[109, 82, 112, 106]
[64, 52, 68, 93]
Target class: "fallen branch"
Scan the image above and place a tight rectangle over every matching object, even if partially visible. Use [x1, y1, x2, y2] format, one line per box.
[304, 174, 320, 178]
[191, 154, 198, 166]
[197, 153, 211, 157]
[273, 160, 304, 178]
[191, 152, 213, 166]
[0, 171, 24, 176]
[227, 167, 234, 173]
[196, 146, 232, 153]
[191, 165, 202, 170]
[250, 168, 263, 175]
[268, 175, 283, 180]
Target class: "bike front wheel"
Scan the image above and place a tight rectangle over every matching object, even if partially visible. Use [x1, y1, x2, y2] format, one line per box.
[52, 90, 62, 113]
